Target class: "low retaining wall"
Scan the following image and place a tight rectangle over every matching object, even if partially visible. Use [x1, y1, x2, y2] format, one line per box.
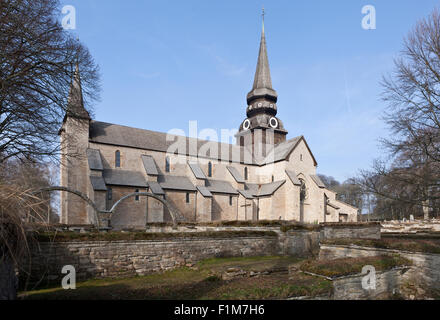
[381, 220, 440, 234]
[24, 223, 382, 287]
[319, 244, 440, 290]
[27, 236, 279, 287]
[332, 267, 414, 300]
[320, 222, 381, 240]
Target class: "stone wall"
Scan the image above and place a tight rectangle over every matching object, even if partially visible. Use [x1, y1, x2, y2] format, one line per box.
[320, 222, 381, 240]
[24, 223, 381, 287]
[331, 267, 415, 300]
[319, 244, 440, 290]
[381, 219, 440, 234]
[26, 235, 281, 287]
[26, 228, 329, 287]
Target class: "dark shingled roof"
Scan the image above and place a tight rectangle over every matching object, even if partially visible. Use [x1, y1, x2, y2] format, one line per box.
[238, 189, 254, 199]
[89, 121, 314, 167]
[103, 169, 147, 187]
[89, 121, 252, 164]
[285, 169, 301, 186]
[188, 162, 207, 180]
[141, 155, 159, 176]
[258, 180, 286, 197]
[263, 137, 300, 164]
[148, 181, 165, 195]
[245, 180, 286, 197]
[158, 175, 196, 191]
[227, 166, 245, 183]
[205, 179, 238, 195]
[197, 185, 213, 198]
[89, 176, 107, 191]
[310, 175, 326, 188]
[86, 148, 103, 171]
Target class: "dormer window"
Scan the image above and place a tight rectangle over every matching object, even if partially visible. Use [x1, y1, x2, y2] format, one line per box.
[115, 150, 121, 168]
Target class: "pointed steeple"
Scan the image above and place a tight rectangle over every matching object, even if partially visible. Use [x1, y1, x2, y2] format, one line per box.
[246, 11, 278, 117]
[251, 15, 273, 92]
[66, 63, 90, 120]
[236, 10, 287, 148]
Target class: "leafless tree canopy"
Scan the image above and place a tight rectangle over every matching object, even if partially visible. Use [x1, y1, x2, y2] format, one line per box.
[382, 9, 440, 162]
[358, 9, 440, 219]
[0, 0, 100, 299]
[0, 0, 100, 163]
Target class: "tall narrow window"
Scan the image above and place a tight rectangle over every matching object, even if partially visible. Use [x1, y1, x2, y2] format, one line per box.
[300, 154, 303, 161]
[208, 162, 212, 177]
[244, 167, 248, 180]
[165, 156, 170, 173]
[186, 192, 190, 204]
[135, 189, 139, 201]
[107, 187, 112, 201]
[272, 175, 274, 182]
[115, 150, 121, 168]
[229, 195, 233, 206]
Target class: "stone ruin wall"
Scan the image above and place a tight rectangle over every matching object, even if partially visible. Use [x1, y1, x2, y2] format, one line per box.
[24, 223, 380, 287]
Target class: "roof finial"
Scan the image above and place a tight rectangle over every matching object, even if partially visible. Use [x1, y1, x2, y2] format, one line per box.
[262, 6, 265, 33]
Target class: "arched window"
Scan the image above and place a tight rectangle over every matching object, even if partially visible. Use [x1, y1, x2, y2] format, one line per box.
[208, 162, 212, 177]
[115, 150, 121, 168]
[244, 167, 248, 180]
[165, 156, 170, 173]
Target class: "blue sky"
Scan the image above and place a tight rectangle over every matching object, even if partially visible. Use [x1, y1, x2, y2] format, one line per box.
[60, 0, 439, 182]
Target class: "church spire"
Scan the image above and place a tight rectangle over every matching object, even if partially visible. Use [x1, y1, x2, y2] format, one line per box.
[246, 8, 278, 117]
[236, 10, 287, 148]
[67, 63, 90, 120]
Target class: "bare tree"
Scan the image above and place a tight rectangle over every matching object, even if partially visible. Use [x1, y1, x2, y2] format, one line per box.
[358, 9, 440, 218]
[0, 0, 100, 299]
[0, 0, 100, 163]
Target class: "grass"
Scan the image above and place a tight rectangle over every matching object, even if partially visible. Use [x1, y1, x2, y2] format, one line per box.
[35, 230, 277, 242]
[19, 255, 333, 300]
[322, 237, 440, 254]
[300, 255, 411, 279]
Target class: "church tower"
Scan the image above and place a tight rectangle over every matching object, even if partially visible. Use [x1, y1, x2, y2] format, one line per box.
[236, 12, 287, 157]
[59, 63, 91, 224]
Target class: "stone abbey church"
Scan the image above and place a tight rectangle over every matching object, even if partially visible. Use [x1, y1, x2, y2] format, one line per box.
[60, 23, 358, 229]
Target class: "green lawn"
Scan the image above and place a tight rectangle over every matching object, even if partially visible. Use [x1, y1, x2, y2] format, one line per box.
[20, 256, 332, 300]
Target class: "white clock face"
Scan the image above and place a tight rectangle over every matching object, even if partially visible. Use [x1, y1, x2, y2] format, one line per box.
[243, 119, 251, 130]
[269, 117, 278, 129]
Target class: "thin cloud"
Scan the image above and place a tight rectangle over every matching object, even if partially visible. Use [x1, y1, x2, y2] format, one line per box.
[197, 43, 246, 77]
